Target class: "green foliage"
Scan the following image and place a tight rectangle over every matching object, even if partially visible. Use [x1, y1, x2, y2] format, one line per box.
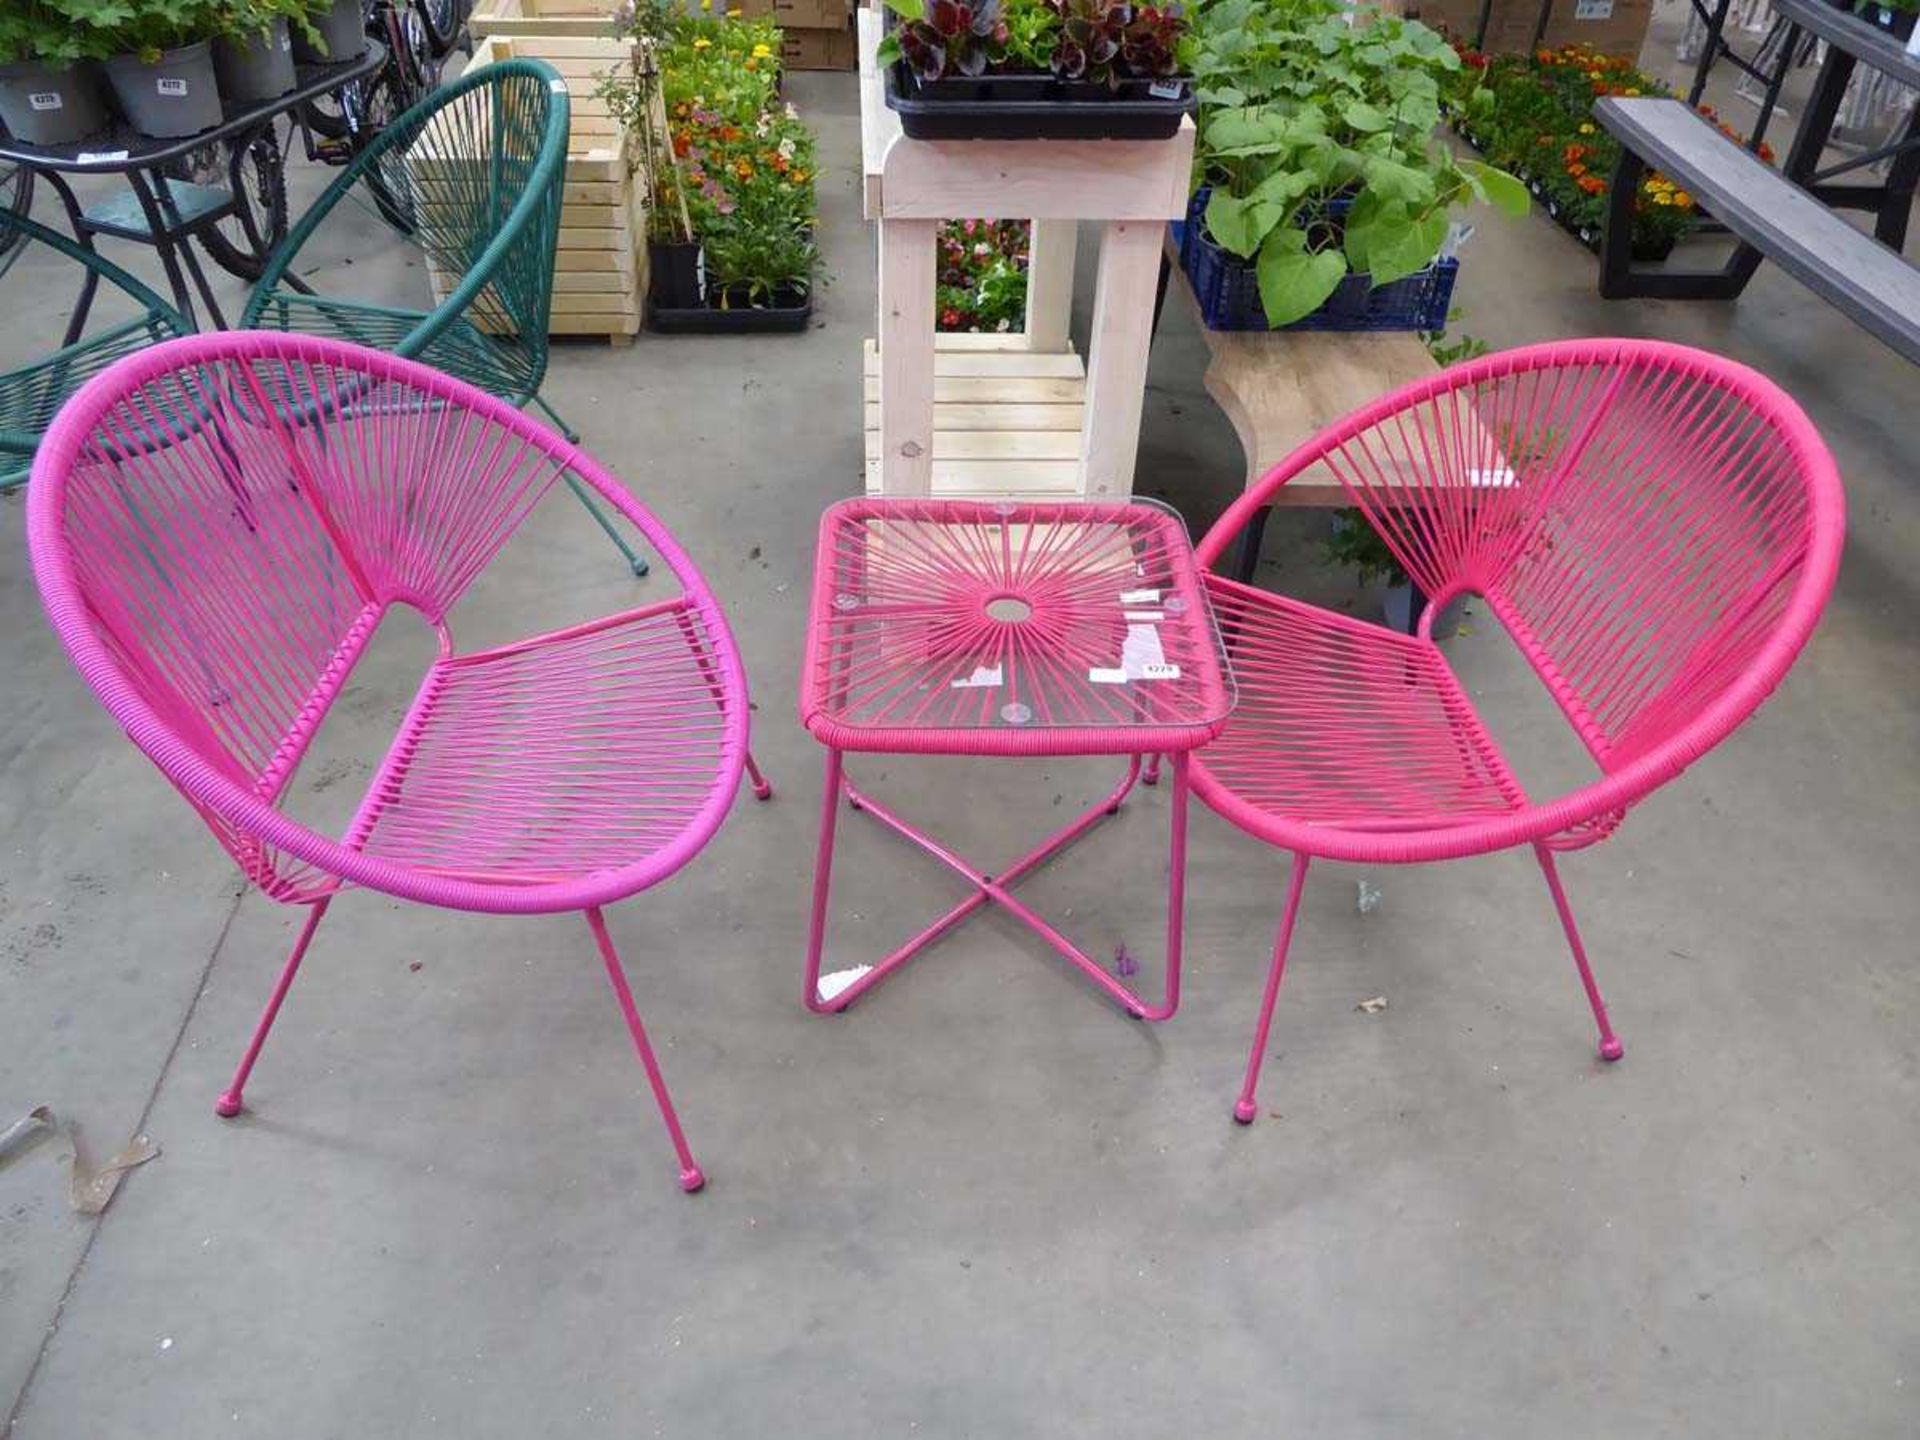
[1185, 0, 1524, 326]
[0, 0, 114, 64]
[59, 0, 224, 61]
[1000, 0, 1058, 70]
[210, 0, 322, 48]
[880, 0, 1185, 82]
[1322, 510, 1405, 587]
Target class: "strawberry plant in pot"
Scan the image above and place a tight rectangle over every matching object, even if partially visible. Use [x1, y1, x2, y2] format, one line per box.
[878, 0, 1195, 140]
[1184, 0, 1526, 330]
[211, 0, 319, 102]
[72, 0, 228, 138]
[0, 2, 113, 145]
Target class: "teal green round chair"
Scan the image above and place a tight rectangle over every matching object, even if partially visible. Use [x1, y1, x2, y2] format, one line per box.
[242, 58, 647, 574]
[0, 209, 191, 492]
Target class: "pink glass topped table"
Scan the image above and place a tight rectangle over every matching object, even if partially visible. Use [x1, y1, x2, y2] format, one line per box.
[798, 498, 1234, 1020]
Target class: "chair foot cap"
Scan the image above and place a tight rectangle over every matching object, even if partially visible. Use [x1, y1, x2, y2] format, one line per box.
[1233, 1099, 1257, 1125]
[628, 558, 651, 578]
[679, 1166, 706, 1194]
[752, 780, 773, 802]
[1599, 1038, 1625, 1063]
[214, 1093, 244, 1119]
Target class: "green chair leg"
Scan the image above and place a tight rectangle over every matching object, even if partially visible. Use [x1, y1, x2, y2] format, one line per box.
[532, 394, 650, 579]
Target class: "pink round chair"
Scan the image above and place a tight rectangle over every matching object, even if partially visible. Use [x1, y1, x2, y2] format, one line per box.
[1191, 338, 1845, 1124]
[28, 332, 771, 1193]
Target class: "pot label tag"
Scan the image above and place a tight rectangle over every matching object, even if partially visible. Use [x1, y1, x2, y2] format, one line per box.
[28, 91, 63, 111]
[1573, 0, 1613, 17]
[77, 149, 129, 164]
[950, 665, 1002, 689]
[157, 77, 189, 97]
[1148, 79, 1184, 99]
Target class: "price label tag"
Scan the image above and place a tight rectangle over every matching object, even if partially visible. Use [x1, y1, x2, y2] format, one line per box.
[1138, 662, 1182, 681]
[28, 91, 63, 112]
[1147, 79, 1184, 100]
[1572, 0, 1613, 18]
[77, 149, 130, 164]
[157, 77, 189, 97]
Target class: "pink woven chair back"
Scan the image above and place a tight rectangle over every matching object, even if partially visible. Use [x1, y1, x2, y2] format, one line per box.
[30, 333, 746, 908]
[1230, 340, 1841, 777]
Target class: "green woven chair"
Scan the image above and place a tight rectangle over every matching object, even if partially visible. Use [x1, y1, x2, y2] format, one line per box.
[1, 210, 191, 492]
[242, 58, 647, 574]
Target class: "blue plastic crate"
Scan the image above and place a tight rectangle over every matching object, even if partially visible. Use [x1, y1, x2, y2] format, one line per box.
[1175, 188, 1457, 334]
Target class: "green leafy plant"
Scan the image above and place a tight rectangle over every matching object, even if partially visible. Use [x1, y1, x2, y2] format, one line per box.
[1000, 0, 1059, 70]
[1186, 0, 1525, 327]
[211, 0, 321, 47]
[63, 0, 224, 61]
[0, 0, 116, 64]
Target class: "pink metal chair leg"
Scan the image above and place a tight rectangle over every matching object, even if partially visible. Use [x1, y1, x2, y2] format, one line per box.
[744, 750, 773, 802]
[1534, 846, 1625, 1062]
[1234, 856, 1310, 1125]
[584, 908, 706, 1193]
[1143, 754, 1162, 786]
[216, 897, 331, 1118]
[802, 748, 846, 1013]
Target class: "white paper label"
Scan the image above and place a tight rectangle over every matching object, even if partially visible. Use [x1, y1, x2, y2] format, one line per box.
[28, 91, 62, 111]
[1573, 0, 1613, 18]
[1467, 466, 1517, 488]
[950, 665, 1002, 689]
[157, 77, 189, 96]
[1138, 662, 1182, 681]
[550, 77, 568, 93]
[280, 32, 292, 49]
[77, 149, 130, 164]
[1123, 610, 1165, 623]
[1088, 667, 1129, 685]
[1147, 79, 1184, 100]
[1119, 588, 1161, 605]
[1121, 623, 1166, 678]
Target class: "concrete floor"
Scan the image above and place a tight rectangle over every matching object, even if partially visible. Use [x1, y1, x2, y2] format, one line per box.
[3, 24, 1919, 1438]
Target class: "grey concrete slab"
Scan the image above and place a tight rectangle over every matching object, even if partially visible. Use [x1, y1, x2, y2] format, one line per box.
[2, 42, 1918, 1440]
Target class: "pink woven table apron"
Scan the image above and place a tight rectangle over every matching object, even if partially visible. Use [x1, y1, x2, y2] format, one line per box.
[799, 497, 1235, 1020]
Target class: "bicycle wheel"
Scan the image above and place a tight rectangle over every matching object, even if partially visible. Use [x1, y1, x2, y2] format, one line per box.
[164, 122, 289, 283]
[417, 0, 465, 57]
[0, 163, 35, 279]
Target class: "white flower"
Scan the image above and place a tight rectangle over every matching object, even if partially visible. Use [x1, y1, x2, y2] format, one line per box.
[974, 242, 990, 256]
[784, 101, 799, 121]
[777, 136, 796, 161]
[995, 318, 1011, 331]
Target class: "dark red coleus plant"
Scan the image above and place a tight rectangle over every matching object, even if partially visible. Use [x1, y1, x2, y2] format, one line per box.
[1047, 0, 1184, 88]
[892, 0, 1010, 81]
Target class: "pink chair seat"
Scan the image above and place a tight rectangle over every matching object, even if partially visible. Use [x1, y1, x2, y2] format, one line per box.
[346, 603, 737, 886]
[1194, 581, 1525, 844]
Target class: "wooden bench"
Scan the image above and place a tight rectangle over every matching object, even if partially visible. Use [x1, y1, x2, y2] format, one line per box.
[1595, 96, 1920, 366]
[1159, 236, 1445, 582]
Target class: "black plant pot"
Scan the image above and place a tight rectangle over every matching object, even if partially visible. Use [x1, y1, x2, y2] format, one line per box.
[884, 61, 1194, 140]
[647, 240, 705, 309]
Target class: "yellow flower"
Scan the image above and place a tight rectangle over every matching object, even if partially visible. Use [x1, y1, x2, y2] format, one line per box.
[699, 0, 711, 9]
[1653, 192, 1672, 205]
[752, 42, 773, 56]
[1624, 87, 1640, 95]
[1673, 190, 1693, 208]
[692, 35, 711, 46]
[1578, 122, 1595, 134]
[790, 168, 808, 182]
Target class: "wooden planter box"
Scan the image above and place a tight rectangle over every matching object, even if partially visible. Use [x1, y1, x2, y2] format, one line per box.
[469, 0, 622, 40]
[427, 33, 648, 343]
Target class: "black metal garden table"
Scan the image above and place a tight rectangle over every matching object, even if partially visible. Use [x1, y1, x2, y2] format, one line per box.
[1763, 0, 1920, 250]
[0, 44, 385, 334]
